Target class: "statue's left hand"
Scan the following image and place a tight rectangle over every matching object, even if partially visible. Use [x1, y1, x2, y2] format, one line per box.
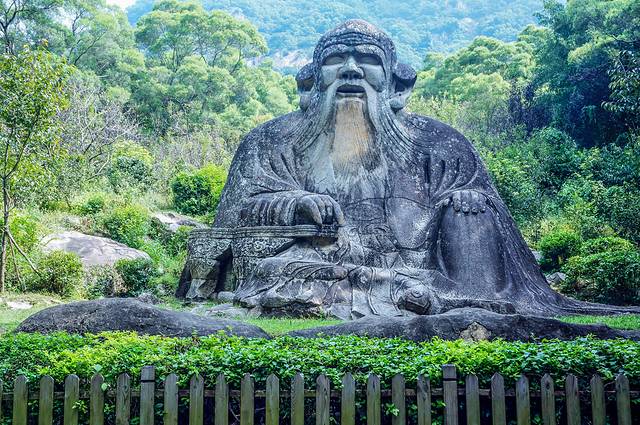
[447, 190, 488, 214]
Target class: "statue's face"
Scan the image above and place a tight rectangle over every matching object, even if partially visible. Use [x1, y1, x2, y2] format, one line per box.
[319, 46, 386, 101]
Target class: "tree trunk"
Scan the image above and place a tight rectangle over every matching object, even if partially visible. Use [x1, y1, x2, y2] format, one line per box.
[0, 179, 9, 293]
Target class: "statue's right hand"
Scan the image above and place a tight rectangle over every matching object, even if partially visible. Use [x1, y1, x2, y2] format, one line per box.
[295, 194, 346, 226]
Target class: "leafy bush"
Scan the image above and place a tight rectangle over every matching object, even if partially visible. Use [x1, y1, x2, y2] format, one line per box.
[78, 194, 107, 216]
[2, 333, 639, 391]
[29, 251, 85, 297]
[595, 183, 640, 243]
[171, 165, 227, 217]
[107, 141, 154, 194]
[538, 229, 582, 271]
[560, 249, 640, 305]
[578, 236, 634, 257]
[8, 212, 40, 253]
[101, 205, 149, 249]
[85, 265, 125, 298]
[115, 258, 157, 295]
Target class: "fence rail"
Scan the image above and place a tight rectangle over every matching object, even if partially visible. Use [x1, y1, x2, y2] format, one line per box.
[2, 365, 636, 424]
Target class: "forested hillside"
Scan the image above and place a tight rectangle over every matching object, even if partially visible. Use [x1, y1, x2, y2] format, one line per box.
[126, 0, 544, 69]
[0, 0, 639, 311]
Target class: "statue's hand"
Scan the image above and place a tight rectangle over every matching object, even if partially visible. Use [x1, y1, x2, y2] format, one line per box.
[448, 190, 488, 214]
[295, 194, 346, 226]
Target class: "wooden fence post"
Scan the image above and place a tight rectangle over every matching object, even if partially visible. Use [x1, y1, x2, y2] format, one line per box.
[491, 373, 506, 425]
[442, 365, 458, 425]
[64, 374, 80, 425]
[241, 374, 255, 425]
[164, 373, 179, 425]
[189, 374, 204, 425]
[416, 375, 431, 425]
[516, 375, 530, 425]
[116, 373, 131, 425]
[316, 375, 330, 425]
[39, 376, 54, 425]
[392, 374, 406, 425]
[565, 374, 580, 425]
[90, 373, 105, 425]
[140, 366, 155, 425]
[465, 374, 480, 425]
[291, 373, 304, 425]
[13, 375, 27, 425]
[266, 374, 279, 425]
[216, 374, 229, 425]
[590, 374, 605, 425]
[366, 374, 381, 425]
[615, 373, 631, 425]
[540, 374, 555, 425]
[341, 373, 355, 425]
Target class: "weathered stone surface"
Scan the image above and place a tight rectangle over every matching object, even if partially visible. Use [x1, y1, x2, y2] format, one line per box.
[289, 308, 640, 341]
[191, 303, 251, 319]
[42, 231, 150, 267]
[16, 298, 270, 338]
[152, 212, 205, 233]
[179, 19, 640, 319]
[546, 272, 567, 285]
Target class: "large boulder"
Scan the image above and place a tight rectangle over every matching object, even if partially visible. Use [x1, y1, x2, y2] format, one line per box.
[289, 308, 640, 341]
[42, 231, 150, 267]
[152, 212, 205, 233]
[16, 298, 270, 338]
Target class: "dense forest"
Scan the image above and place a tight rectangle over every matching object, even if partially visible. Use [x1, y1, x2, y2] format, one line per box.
[0, 0, 639, 307]
[126, 0, 545, 69]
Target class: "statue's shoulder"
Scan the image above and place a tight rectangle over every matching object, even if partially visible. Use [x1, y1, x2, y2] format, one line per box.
[242, 111, 305, 146]
[400, 112, 472, 148]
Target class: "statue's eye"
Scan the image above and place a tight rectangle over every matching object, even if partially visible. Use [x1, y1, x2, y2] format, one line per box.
[358, 54, 382, 66]
[323, 55, 344, 66]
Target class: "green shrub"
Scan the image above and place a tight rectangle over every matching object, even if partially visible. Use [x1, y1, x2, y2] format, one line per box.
[29, 251, 85, 297]
[115, 257, 157, 295]
[167, 225, 192, 255]
[1, 333, 639, 391]
[171, 165, 227, 217]
[595, 183, 640, 243]
[560, 249, 640, 305]
[78, 194, 107, 216]
[107, 141, 154, 194]
[8, 212, 40, 253]
[85, 265, 125, 298]
[101, 205, 149, 249]
[538, 229, 582, 271]
[578, 236, 634, 256]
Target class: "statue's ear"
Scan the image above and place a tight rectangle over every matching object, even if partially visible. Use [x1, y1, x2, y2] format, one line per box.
[296, 63, 315, 111]
[390, 63, 417, 111]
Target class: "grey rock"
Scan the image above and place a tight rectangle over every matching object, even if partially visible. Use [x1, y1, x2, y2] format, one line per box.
[178, 20, 640, 319]
[16, 298, 270, 338]
[546, 272, 567, 285]
[217, 291, 235, 303]
[152, 212, 205, 233]
[137, 292, 161, 305]
[289, 308, 640, 341]
[194, 303, 250, 319]
[531, 250, 543, 262]
[42, 231, 150, 267]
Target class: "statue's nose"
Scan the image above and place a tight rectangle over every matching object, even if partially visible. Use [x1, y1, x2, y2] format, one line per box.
[339, 57, 364, 79]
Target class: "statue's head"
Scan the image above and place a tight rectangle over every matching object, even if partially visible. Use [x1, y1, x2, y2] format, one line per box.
[297, 20, 416, 113]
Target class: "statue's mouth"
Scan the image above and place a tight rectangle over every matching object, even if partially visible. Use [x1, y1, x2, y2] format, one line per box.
[336, 83, 365, 98]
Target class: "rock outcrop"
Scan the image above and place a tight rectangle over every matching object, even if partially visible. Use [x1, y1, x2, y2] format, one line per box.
[16, 298, 270, 338]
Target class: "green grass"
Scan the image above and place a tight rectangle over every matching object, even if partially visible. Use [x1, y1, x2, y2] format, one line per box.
[244, 317, 342, 335]
[557, 314, 640, 330]
[0, 292, 63, 333]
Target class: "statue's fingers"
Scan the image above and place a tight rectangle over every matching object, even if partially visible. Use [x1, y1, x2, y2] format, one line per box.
[314, 197, 327, 221]
[331, 199, 346, 225]
[480, 195, 488, 213]
[324, 203, 334, 224]
[452, 192, 462, 211]
[461, 191, 470, 213]
[305, 198, 323, 225]
[470, 191, 479, 214]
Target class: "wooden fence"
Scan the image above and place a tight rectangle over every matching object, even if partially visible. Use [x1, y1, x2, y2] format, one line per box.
[2, 365, 637, 424]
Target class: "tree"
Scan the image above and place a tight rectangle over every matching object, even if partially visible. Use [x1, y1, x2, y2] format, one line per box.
[0, 46, 70, 291]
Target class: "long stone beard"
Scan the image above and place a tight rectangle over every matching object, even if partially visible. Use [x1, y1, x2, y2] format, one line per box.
[330, 98, 380, 177]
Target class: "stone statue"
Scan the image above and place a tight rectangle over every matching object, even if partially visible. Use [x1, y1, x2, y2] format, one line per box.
[178, 20, 639, 319]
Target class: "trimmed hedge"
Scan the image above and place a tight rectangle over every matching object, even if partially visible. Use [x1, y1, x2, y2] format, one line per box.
[1, 332, 638, 390]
